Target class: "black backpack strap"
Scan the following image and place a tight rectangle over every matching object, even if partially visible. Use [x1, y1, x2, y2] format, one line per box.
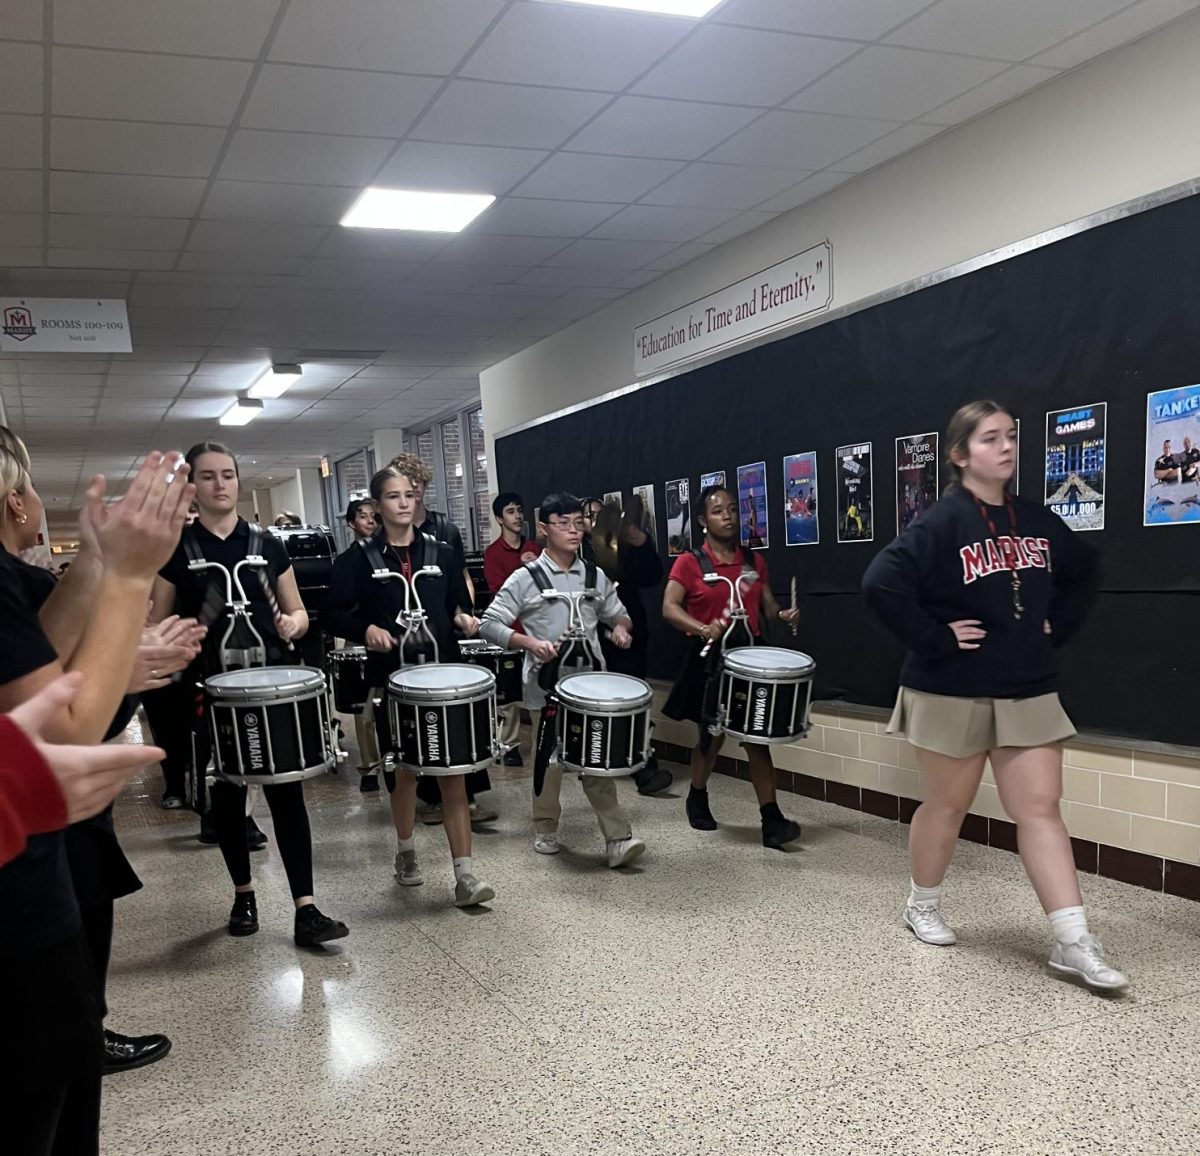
[358, 535, 390, 574]
[692, 546, 716, 576]
[247, 522, 264, 557]
[427, 509, 447, 539]
[584, 558, 597, 591]
[524, 560, 552, 592]
[182, 526, 205, 567]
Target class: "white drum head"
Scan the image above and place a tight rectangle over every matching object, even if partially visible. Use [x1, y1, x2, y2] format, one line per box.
[206, 666, 326, 701]
[557, 672, 646, 703]
[389, 663, 494, 697]
[723, 646, 815, 678]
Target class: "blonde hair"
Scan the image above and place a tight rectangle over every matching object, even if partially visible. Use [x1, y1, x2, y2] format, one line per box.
[370, 464, 417, 503]
[0, 424, 31, 474]
[387, 452, 431, 487]
[944, 399, 1010, 492]
[0, 445, 30, 527]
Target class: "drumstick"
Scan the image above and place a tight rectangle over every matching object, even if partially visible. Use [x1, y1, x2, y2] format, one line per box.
[253, 567, 296, 652]
[789, 576, 798, 637]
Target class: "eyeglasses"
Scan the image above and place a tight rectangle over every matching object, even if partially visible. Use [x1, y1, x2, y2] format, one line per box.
[546, 518, 585, 532]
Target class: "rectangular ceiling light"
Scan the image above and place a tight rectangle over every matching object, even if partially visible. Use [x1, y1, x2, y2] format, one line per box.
[536, 0, 724, 15]
[340, 188, 496, 232]
[218, 396, 264, 427]
[247, 363, 302, 399]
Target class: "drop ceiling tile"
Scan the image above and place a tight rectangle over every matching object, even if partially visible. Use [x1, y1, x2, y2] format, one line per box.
[588, 204, 736, 243]
[641, 240, 715, 271]
[885, 0, 1132, 61]
[414, 263, 534, 286]
[634, 25, 858, 106]
[52, 118, 225, 177]
[467, 198, 621, 238]
[54, 0, 279, 57]
[543, 237, 677, 269]
[439, 234, 567, 265]
[201, 181, 358, 227]
[49, 213, 189, 250]
[187, 219, 328, 256]
[313, 230, 451, 262]
[271, 0, 504, 73]
[411, 81, 609, 149]
[514, 266, 622, 288]
[755, 170, 854, 212]
[713, 0, 936, 40]
[529, 296, 607, 322]
[788, 45, 1008, 121]
[0, 171, 43, 213]
[565, 96, 760, 161]
[0, 212, 43, 246]
[49, 248, 177, 270]
[835, 121, 945, 172]
[0, 42, 43, 115]
[511, 153, 683, 202]
[376, 142, 548, 195]
[640, 162, 800, 209]
[242, 65, 439, 137]
[697, 209, 778, 245]
[437, 294, 553, 319]
[462, 3, 691, 91]
[50, 173, 207, 218]
[176, 251, 308, 275]
[1030, 0, 1200, 68]
[920, 65, 1059, 127]
[52, 47, 252, 125]
[0, 115, 43, 168]
[706, 109, 894, 169]
[218, 130, 395, 185]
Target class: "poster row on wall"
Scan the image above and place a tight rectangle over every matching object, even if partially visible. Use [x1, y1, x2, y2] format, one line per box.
[601, 385, 1200, 556]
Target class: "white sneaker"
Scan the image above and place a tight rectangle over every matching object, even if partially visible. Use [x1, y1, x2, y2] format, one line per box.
[1048, 934, 1129, 991]
[903, 903, 957, 946]
[394, 848, 424, 887]
[606, 837, 646, 869]
[454, 874, 495, 908]
[534, 832, 560, 855]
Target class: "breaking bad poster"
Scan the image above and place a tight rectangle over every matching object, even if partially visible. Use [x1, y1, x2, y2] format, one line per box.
[783, 451, 819, 546]
[699, 469, 725, 491]
[1143, 384, 1200, 526]
[836, 442, 873, 543]
[895, 431, 939, 534]
[736, 461, 769, 549]
[1044, 403, 1106, 531]
[665, 478, 692, 556]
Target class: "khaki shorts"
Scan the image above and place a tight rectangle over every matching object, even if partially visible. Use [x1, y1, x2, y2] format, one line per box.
[887, 688, 1075, 759]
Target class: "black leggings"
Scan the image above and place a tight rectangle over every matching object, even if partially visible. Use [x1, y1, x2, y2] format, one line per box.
[211, 780, 314, 899]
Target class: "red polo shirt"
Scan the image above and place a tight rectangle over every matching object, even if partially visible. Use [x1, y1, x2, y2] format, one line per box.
[484, 535, 542, 632]
[667, 542, 769, 636]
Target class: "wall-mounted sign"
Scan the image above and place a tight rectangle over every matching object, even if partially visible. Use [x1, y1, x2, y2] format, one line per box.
[633, 242, 832, 378]
[0, 298, 132, 353]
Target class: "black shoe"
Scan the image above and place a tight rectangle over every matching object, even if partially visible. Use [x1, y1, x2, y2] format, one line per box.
[761, 806, 802, 850]
[103, 1029, 172, 1075]
[359, 773, 380, 793]
[502, 749, 523, 767]
[633, 763, 673, 796]
[686, 787, 718, 831]
[229, 892, 259, 936]
[294, 905, 349, 948]
[246, 817, 268, 851]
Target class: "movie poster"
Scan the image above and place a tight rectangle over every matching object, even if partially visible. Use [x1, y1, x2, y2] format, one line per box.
[835, 442, 873, 543]
[699, 470, 725, 490]
[736, 461, 769, 549]
[895, 431, 939, 534]
[783, 451, 819, 546]
[665, 478, 692, 556]
[1044, 402, 1106, 531]
[601, 491, 622, 512]
[632, 483, 657, 544]
[1143, 384, 1200, 526]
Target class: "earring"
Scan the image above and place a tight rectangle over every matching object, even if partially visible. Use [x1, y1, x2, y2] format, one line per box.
[15, 514, 27, 525]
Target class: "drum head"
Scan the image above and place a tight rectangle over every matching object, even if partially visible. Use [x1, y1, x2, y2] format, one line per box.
[723, 646, 815, 678]
[206, 666, 326, 699]
[557, 672, 653, 712]
[388, 663, 495, 700]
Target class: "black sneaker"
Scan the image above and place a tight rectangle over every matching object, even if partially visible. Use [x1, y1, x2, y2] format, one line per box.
[247, 817, 268, 851]
[103, 1029, 172, 1075]
[686, 787, 718, 831]
[502, 749, 523, 767]
[228, 892, 259, 937]
[294, 905, 349, 948]
[359, 773, 380, 793]
[761, 809, 802, 850]
[633, 763, 673, 796]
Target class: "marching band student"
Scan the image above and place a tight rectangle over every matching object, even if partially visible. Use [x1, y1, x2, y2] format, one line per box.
[480, 493, 647, 869]
[152, 443, 348, 947]
[863, 400, 1127, 990]
[661, 485, 803, 849]
[325, 464, 495, 909]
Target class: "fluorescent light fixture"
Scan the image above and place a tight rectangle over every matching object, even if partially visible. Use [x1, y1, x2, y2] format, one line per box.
[218, 395, 264, 427]
[247, 363, 302, 399]
[340, 188, 496, 232]
[535, 0, 724, 15]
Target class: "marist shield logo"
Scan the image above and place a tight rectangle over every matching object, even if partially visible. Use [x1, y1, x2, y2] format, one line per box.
[2, 305, 36, 341]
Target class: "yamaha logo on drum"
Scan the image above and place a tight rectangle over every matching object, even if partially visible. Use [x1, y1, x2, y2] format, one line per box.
[242, 712, 265, 771]
[423, 710, 442, 761]
[589, 718, 604, 763]
[752, 687, 768, 731]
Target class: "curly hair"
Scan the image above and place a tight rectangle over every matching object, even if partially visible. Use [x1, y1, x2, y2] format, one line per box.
[387, 452, 431, 487]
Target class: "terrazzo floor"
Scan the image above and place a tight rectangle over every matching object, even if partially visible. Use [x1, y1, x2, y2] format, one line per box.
[101, 725, 1200, 1155]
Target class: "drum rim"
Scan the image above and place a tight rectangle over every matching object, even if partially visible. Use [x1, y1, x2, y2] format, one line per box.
[722, 646, 816, 678]
[329, 647, 368, 661]
[387, 662, 496, 701]
[555, 672, 653, 713]
[205, 666, 327, 701]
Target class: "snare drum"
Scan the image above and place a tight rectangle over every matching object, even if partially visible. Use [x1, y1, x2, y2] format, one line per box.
[205, 666, 335, 785]
[555, 672, 653, 777]
[718, 647, 816, 745]
[459, 638, 523, 705]
[387, 664, 497, 776]
[328, 646, 369, 714]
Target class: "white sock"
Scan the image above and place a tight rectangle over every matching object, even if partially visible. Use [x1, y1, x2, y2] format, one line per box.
[453, 856, 472, 881]
[909, 880, 943, 908]
[396, 835, 415, 853]
[1048, 905, 1089, 944]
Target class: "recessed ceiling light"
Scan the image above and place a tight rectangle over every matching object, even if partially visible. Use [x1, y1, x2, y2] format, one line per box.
[340, 188, 496, 232]
[536, 0, 723, 15]
[218, 395, 264, 427]
[248, 363, 302, 399]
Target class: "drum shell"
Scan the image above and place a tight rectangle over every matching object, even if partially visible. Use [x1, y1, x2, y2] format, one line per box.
[206, 683, 333, 785]
[461, 643, 523, 706]
[328, 647, 369, 714]
[718, 668, 813, 745]
[386, 680, 496, 776]
[557, 701, 650, 776]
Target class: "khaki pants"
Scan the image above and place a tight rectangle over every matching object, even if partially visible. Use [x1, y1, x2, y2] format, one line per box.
[533, 761, 631, 842]
[499, 702, 523, 751]
[354, 710, 380, 770]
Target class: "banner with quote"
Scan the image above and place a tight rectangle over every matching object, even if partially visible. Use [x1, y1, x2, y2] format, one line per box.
[633, 242, 832, 378]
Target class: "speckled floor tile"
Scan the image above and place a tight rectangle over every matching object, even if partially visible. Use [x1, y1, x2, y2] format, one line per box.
[100, 756, 1197, 1153]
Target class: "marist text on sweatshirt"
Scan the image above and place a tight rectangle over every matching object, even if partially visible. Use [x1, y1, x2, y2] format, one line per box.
[862, 487, 1098, 699]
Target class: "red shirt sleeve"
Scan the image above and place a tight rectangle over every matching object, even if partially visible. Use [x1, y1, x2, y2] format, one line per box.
[667, 550, 700, 588]
[0, 716, 68, 868]
[482, 540, 507, 595]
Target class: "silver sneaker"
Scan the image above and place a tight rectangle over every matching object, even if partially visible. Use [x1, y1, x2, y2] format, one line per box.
[454, 874, 495, 908]
[606, 837, 646, 869]
[394, 848, 424, 887]
[534, 832, 560, 855]
[1049, 934, 1129, 991]
[903, 903, 957, 946]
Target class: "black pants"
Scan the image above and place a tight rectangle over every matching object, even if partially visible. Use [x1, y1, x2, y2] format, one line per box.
[140, 680, 197, 801]
[3, 934, 103, 1156]
[211, 780, 314, 899]
[78, 901, 113, 1021]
